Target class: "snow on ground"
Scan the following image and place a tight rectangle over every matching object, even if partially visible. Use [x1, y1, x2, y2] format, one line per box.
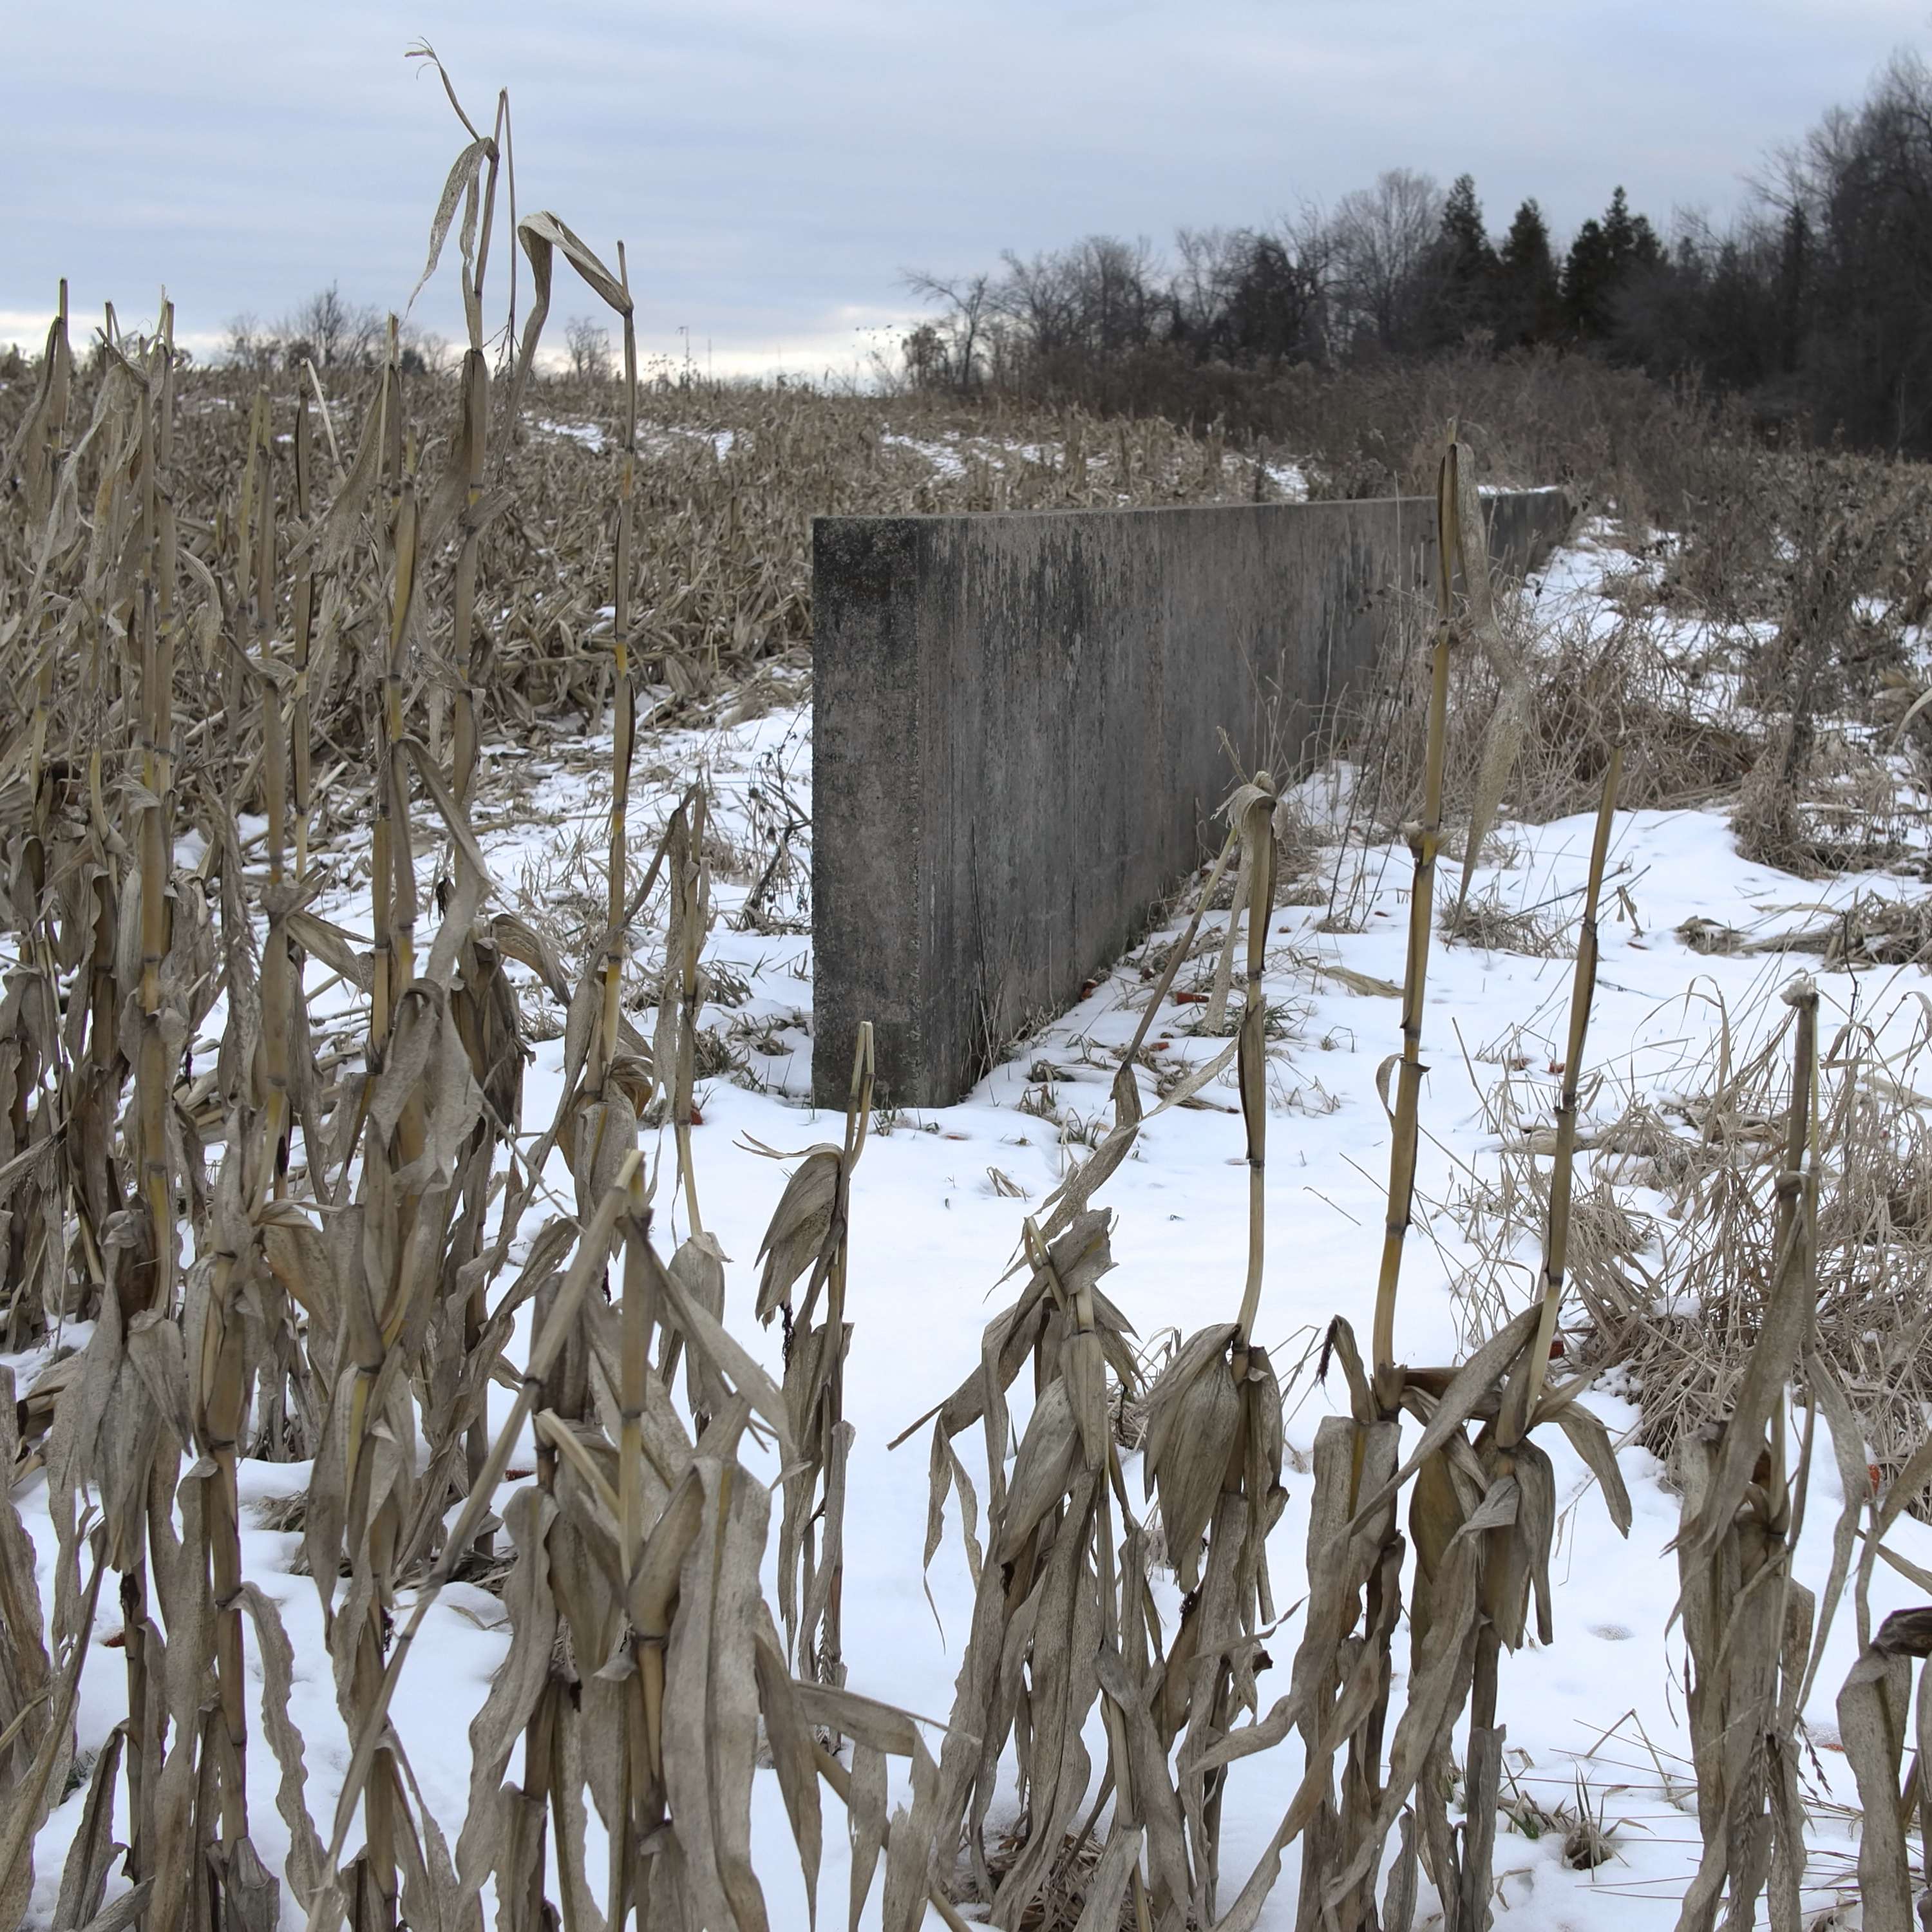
[12, 526, 1932, 1927]
[1263, 458, 1309, 500]
[532, 414, 1315, 508]
[536, 416, 607, 452]
[536, 419, 737, 460]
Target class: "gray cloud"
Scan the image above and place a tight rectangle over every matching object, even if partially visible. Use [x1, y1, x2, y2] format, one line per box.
[6, 0, 1926, 371]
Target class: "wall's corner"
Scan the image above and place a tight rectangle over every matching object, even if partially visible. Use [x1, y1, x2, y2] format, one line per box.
[811, 517, 930, 1108]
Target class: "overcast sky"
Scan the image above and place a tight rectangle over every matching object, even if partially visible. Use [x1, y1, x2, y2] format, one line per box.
[7, 1, 1929, 375]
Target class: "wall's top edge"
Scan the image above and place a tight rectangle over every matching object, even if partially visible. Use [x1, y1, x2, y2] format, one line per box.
[810, 485, 1569, 529]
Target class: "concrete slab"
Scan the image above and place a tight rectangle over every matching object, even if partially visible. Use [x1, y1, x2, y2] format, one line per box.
[811, 488, 1574, 1106]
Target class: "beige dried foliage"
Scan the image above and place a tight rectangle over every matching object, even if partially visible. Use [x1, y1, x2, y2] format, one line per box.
[0, 68, 966, 1932]
[1656, 978, 1821, 1932]
[14, 77, 1932, 1932]
[1222, 455, 1633, 1932]
[883, 774, 1294, 1932]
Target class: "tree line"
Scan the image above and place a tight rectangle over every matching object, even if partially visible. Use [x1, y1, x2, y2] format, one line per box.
[225, 283, 444, 376]
[903, 51, 1932, 457]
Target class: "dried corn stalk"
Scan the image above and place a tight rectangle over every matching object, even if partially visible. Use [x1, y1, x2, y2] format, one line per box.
[0, 1366, 53, 1808]
[891, 788, 1283, 1932]
[907, 1202, 1150, 1926]
[1668, 975, 1819, 1932]
[1831, 1433, 1932, 1932]
[1217, 440, 1472, 1932]
[1401, 753, 1627, 1932]
[757, 1020, 875, 1689]
[1142, 773, 1288, 1924]
[1220, 460, 1632, 1932]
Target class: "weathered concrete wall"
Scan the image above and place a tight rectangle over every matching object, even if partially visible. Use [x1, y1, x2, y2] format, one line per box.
[811, 487, 1573, 1107]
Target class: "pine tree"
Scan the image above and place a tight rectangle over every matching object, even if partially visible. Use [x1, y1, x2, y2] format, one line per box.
[1440, 176, 1496, 276]
[1497, 198, 1562, 346]
[1228, 234, 1318, 363]
[1776, 203, 1809, 374]
[1418, 173, 1499, 347]
[1602, 185, 1636, 268]
[1563, 217, 1612, 338]
[1565, 187, 1663, 341]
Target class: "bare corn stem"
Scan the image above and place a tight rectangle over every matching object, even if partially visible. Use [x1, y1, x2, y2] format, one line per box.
[1370, 433, 1462, 1390]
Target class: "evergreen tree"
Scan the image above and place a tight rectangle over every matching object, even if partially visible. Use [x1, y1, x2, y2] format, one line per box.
[1776, 203, 1809, 375]
[1497, 198, 1562, 346]
[1602, 185, 1637, 267]
[1227, 234, 1320, 363]
[1701, 239, 1776, 388]
[1416, 173, 1499, 347]
[1565, 187, 1663, 341]
[1439, 176, 1496, 276]
[1562, 217, 1613, 337]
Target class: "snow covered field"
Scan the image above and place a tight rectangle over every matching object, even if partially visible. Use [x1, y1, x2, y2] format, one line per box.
[11, 520, 1932, 1928]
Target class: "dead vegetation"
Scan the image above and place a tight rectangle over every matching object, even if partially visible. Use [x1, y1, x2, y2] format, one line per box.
[0, 66, 968, 1932]
[1303, 436, 1932, 1929]
[1543, 989, 1932, 1516]
[1320, 426, 1932, 943]
[0, 354, 1295, 817]
[9, 55, 1932, 1932]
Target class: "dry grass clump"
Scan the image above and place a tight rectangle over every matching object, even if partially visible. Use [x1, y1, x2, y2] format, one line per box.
[1515, 990, 1932, 1520]
[1737, 455, 1924, 705]
[1718, 459, 1931, 874]
[1439, 885, 1573, 957]
[1797, 891, 1932, 962]
[956, 1828, 1138, 1932]
[1493, 1770, 1624, 1873]
[1338, 589, 1753, 889]
[1519, 620, 1759, 811]
[1682, 892, 1932, 967]
[1440, 1137, 1653, 1355]
[1335, 432, 1932, 913]
[1732, 722, 1927, 877]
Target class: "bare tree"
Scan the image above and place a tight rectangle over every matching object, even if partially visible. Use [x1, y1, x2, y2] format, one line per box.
[1191, 217, 1333, 365]
[900, 270, 992, 390]
[983, 236, 1162, 364]
[1278, 201, 1339, 357]
[1171, 227, 1248, 345]
[1071, 234, 1161, 355]
[992, 247, 1084, 360]
[403, 330, 450, 375]
[223, 314, 281, 373]
[278, 282, 383, 372]
[1327, 168, 1443, 352]
[564, 314, 613, 382]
